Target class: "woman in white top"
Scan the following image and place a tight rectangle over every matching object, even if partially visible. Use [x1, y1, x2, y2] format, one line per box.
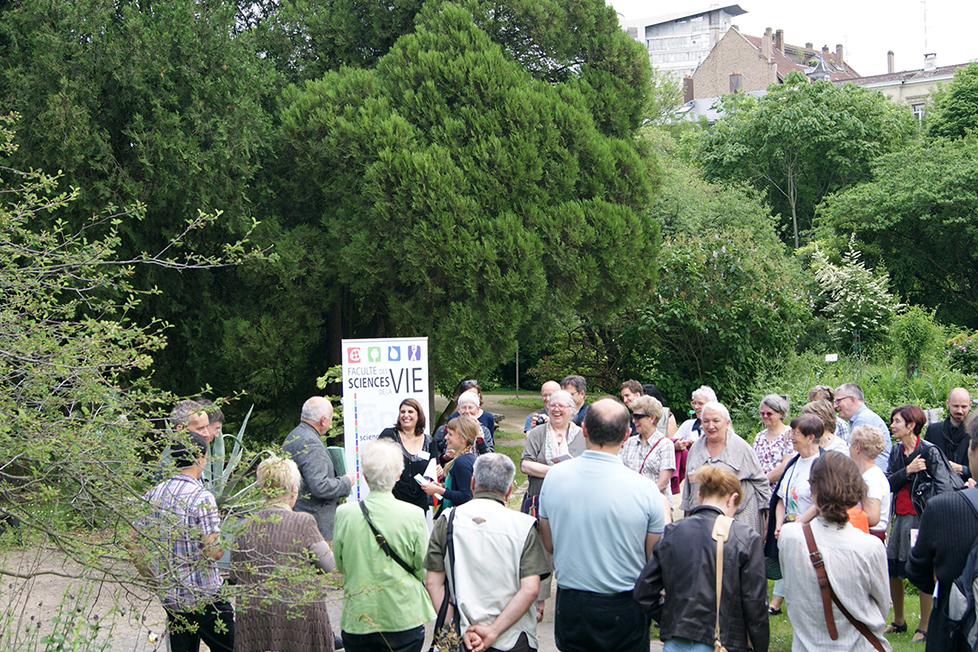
[848, 425, 891, 541]
[621, 394, 675, 496]
[779, 452, 891, 652]
[769, 413, 822, 615]
[802, 399, 850, 454]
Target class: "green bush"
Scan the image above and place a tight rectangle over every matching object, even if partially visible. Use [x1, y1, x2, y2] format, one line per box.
[948, 331, 978, 376]
[891, 306, 945, 377]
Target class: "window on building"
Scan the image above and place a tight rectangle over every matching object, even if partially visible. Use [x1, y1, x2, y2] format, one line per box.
[911, 104, 925, 122]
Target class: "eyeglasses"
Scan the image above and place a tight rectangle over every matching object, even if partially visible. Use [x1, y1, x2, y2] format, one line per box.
[832, 396, 852, 405]
[632, 413, 649, 422]
[759, 411, 777, 418]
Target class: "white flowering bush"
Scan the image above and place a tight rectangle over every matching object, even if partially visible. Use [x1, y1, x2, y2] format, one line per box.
[812, 238, 901, 352]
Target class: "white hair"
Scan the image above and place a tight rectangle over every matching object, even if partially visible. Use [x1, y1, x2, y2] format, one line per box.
[546, 390, 578, 418]
[701, 400, 730, 423]
[361, 439, 404, 492]
[300, 396, 331, 422]
[457, 392, 480, 408]
[692, 386, 717, 403]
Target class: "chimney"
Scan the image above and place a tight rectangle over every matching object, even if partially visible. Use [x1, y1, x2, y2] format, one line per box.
[774, 29, 784, 53]
[805, 42, 813, 50]
[729, 71, 742, 94]
[924, 53, 937, 70]
[684, 76, 694, 103]
[822, 45, 830, 61]
[887, 51, 895, 74]
[836, 44, 844, 64]
[762, 27, 773, 61]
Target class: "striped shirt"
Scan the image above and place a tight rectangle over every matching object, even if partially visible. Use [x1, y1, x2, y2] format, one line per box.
[141, 473, 222, 608]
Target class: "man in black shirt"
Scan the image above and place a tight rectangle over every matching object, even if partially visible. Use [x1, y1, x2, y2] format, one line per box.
[925, 387, 973, 481]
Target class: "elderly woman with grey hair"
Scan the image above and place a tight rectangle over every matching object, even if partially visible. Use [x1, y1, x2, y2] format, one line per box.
[681, 401, 771, 535]
[231, 455, 336, 652]
[753, 394, 793, 485]
[333, 440, 435, 652]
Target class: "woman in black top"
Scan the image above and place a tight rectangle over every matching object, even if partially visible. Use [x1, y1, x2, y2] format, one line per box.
[378, 398, 434, 513]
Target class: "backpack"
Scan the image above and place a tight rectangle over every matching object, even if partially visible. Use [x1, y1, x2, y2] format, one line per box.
[945, 487, 978, 651]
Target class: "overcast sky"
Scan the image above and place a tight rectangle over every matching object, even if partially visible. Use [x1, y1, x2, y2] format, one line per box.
[607, 0, 978, 76]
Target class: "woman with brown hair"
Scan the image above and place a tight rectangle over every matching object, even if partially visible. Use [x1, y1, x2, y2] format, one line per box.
[635, 466, 769, 652]
[379, 398, 434, 514]
[421, 416, 476, 515]
[885, 405, 961, 641]
[779, 451, 890, 652]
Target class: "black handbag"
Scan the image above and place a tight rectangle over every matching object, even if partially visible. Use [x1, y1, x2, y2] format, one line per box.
[428, 508, 463, 652]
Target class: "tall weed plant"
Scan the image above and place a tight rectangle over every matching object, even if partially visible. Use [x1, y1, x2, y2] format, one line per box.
[730, 349, 976, 439]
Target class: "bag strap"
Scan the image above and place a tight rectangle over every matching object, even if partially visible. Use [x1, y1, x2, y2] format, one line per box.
[359, 501, 416, 579]
[802, 523, 886, 652]
[638, 437, 665, 475]
[430, 508, 460, 650]
[712, 515, 733, 648]
[802, 522, 838, 640]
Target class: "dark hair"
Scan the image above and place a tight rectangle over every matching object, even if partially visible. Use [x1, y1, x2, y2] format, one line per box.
[810, 451, 866, 525]
[171, 432, 208, 468]
[890, 405, 927, 435]
[620, 379, 643, 395]
[561, 375, 586, 394]
[453, 379, 480, 401]
[968, 412, 978, 453]
[583, 400, 629, 446]
[394, 398, 426, 436]
[643, 384, 666, 404]
[789, 413, 823, 440]
[696, 466, 742, 506]
[196, 398, 225, 425]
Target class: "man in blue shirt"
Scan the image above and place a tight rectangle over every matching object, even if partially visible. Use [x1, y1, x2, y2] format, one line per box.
[539, 398, 666, 652]
[835, 382, 891, 469]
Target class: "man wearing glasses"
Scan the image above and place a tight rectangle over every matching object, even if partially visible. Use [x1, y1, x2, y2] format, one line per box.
[835, 382, 891, 469]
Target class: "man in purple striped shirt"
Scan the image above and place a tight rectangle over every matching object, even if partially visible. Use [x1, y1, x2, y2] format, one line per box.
[138, 431, 233, 652]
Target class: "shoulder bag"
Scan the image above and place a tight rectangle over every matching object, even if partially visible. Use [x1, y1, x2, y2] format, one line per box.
[712, 514, 734, 652]
[359, 501, 417, 579]
[429, 508, 462, 652]
[802, 522, 886, 652]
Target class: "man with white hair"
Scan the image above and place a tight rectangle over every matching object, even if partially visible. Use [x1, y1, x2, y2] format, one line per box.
[425, 454, 549, 652]
[283, 396, 355, 540]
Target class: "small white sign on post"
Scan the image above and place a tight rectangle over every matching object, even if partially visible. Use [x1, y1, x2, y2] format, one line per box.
[825, 353, 839, 362]
[341, 337, 430, 500]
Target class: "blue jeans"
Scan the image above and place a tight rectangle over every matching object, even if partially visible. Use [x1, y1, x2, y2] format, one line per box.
[663, 638, 715, 652]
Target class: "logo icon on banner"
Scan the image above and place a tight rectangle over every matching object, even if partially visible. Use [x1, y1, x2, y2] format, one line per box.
[368, 347, 381, 362]
[388, 346, 401, 361]
[407, 345, 421, 361]
[347, 348, 361, 363]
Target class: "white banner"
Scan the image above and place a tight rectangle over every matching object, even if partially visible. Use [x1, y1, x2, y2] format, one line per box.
[341, 337, 430, 500]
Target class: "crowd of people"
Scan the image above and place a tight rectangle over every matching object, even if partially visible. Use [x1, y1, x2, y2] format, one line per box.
[130, 379, 978, 652]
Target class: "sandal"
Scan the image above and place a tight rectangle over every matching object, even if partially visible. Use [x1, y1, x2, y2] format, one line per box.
[912, 628, 927, 642]
[768, 606, 782, 616]
[884, 621, 908, 634]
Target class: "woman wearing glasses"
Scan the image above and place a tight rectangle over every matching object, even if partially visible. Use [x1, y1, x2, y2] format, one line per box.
[621, 395, 675, 496]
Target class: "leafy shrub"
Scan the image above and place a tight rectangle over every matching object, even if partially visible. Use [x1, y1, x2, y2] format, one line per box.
[891, 306, 946, 377]
[948, 332, 978, 376]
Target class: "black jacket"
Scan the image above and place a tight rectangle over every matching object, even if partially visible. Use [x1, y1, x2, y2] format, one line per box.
[925, 417, 970, 480]
[887, 436, 963, 515]
[634, 505, 769, 652]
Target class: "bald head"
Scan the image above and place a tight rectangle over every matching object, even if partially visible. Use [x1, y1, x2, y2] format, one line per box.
[948, 387, 972, 426]
[301, 396, 334, 435]
[582, 398, 630, 448]
[541, 381, 560, 405]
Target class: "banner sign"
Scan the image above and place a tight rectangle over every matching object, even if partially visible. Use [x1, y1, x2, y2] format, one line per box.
[341, 337, 429, 500]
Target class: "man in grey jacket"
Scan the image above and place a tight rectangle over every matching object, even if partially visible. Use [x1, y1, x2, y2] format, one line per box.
[283, 396, 354, 540]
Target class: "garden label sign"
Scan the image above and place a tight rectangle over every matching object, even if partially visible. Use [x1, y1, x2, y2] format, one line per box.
[341, 337, 429, 500]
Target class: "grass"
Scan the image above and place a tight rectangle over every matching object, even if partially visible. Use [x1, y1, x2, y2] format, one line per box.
[494, 443, 529, 510]
[498, 396, 543, 409]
